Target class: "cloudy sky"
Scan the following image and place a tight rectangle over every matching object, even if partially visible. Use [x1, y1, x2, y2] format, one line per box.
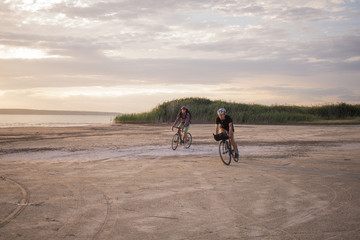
[1, 0, 359, 113]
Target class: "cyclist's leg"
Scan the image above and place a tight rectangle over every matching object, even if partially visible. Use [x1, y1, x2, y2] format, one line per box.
[230, 135, 238, 153]
[183, 125, 189, 141]
[219, 127, 227, 135]
[183, 125, 189, 133]
[230, 135, 239, 162]
[178, 123, 184, 142]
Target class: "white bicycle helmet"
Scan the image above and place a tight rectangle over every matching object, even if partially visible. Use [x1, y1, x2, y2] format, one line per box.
[217, 108, 226, 115]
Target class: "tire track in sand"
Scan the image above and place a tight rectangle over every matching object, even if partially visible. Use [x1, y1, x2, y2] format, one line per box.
[0, 176, 30, 228]
[53, 180, 115, 240]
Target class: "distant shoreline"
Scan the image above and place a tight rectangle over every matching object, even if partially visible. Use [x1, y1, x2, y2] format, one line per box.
[0, 109, 120, 115]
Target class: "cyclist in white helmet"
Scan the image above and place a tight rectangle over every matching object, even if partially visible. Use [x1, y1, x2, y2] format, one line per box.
[215, 108, 239, 160]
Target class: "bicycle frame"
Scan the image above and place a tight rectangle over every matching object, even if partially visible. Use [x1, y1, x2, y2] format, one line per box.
[172, 126, 192, 150]
[218, 139, 232, 165]
[216, 132, 237, 165]
[176, 127, 184, 141]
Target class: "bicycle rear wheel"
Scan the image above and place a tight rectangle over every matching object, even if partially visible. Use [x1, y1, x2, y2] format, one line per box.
[219, 140, 231, 165]
[184, 132, 192, 149]
[172, 133, 180, 150]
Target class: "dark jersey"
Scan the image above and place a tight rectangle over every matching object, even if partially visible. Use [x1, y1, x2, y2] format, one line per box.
[174, 111, 191, 127]
[216, 115, 234, 132]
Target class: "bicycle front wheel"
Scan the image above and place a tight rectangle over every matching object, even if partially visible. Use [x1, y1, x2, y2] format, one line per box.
[184, 132, 192, 149]
[219, 140, 231, 165]
[172, 133, 180, 150]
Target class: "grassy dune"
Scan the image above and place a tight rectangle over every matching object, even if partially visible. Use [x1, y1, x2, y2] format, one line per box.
[114, 97, 360, 124]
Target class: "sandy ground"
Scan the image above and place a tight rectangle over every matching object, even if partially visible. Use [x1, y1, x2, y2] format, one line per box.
[0, 124, 359, 240]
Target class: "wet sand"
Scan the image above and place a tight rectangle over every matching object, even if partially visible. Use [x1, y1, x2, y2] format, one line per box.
[0, 124, 359, 239]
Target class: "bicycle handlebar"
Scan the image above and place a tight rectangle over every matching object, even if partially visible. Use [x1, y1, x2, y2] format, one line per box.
[213, 132, 229, 141]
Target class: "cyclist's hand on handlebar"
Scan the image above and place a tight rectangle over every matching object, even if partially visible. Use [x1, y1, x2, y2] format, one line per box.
[171, 126, 174, 131]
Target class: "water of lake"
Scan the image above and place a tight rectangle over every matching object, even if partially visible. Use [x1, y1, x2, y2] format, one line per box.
[0, 114, 118, 128]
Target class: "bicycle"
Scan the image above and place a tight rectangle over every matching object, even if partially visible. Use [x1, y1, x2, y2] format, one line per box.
[214, 132, 238, 165]
[172, 126, 192, 150]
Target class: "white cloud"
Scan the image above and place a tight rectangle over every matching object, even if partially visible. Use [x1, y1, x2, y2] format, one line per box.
[0, 0, 359, 111]
[330, 0, 345, 4]
[0, 45, 62, 59]
[345, 56, 360, 62]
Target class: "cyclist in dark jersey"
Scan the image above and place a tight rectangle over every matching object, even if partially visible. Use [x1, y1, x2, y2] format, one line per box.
[215, 108, 239, 160]
[172, 106, 191, 143]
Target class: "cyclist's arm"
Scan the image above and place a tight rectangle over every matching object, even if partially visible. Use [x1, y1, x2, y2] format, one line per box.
[172, 115, 180, 127]
[229, 122, 234, 137]
[215, 124, 219, 135]
[184, 113, 190, 127]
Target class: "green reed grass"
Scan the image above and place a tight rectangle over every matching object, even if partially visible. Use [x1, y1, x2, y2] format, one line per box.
[114, 97, 360, 124]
